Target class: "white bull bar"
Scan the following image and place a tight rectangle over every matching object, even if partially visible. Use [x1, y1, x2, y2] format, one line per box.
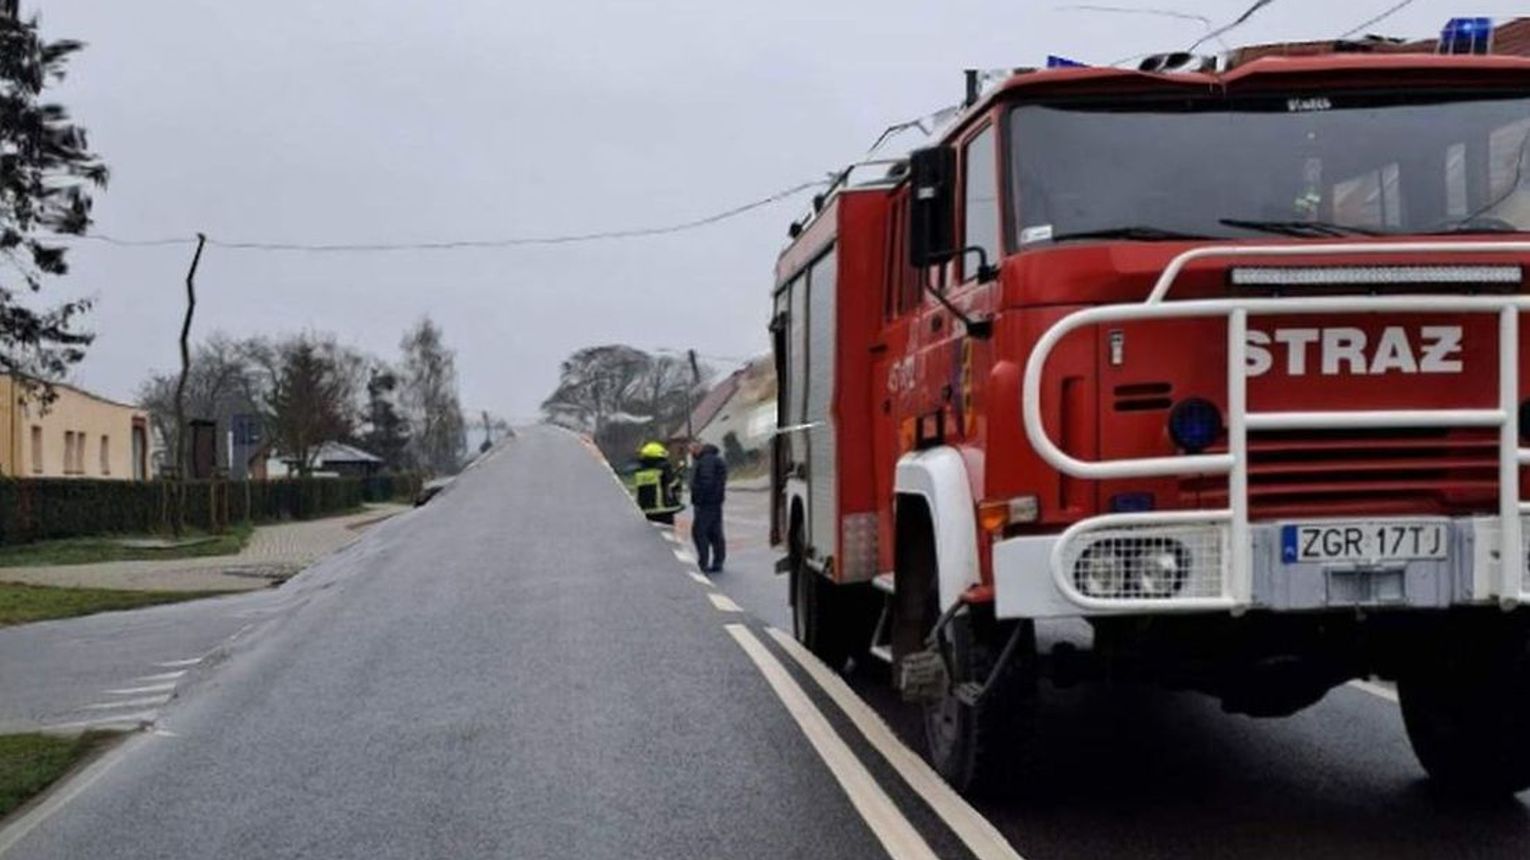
[1020, 241, 1530, 613]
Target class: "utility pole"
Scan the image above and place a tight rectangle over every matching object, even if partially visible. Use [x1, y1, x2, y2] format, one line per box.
[685, 348, 701, 441]
[171, 233, 207, 536]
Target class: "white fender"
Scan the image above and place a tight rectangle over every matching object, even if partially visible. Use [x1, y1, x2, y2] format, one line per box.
[894, 446, 979, 610]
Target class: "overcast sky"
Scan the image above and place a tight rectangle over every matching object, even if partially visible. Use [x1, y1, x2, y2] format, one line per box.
[30, 0, 1530, 423]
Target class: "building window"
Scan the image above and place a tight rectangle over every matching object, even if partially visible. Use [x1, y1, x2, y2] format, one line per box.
[61, 431, 87, 475]
[100, 435, 111, 476]
[30, 425, 42, 474]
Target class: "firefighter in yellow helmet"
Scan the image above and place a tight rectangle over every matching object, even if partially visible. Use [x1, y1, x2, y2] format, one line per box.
[631, 441, 684, 524]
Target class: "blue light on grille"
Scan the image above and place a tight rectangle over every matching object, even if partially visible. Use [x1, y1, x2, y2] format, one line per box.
[1168, 398, 1223, 454]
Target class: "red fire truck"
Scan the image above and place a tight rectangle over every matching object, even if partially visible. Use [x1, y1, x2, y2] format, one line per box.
[772, 44, 1530, 797]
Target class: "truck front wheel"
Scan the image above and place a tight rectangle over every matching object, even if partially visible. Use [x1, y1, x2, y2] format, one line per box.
[923, 607, 1038, 797]
[1398, 619, 1530, 796]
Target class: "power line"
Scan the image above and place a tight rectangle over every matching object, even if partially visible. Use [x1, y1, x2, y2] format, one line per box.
[1060, 4, 1230, 68]
[1188, 0, 1280, 52]
[1056, 4, 1213, 28]
[67, 234, 197, 247]
[1337, 0, 1420, 39]
[57, 178, 828, 254]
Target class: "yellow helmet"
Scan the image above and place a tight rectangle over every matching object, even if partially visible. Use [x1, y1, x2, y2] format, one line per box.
[639, 442, 667, 459]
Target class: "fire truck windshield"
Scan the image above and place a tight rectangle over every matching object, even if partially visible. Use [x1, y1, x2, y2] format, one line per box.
[1009, 92, 1530, 248]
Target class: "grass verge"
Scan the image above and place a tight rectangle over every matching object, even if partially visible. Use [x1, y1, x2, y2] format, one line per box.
[0, 731, 119, 820]
[0, 522, 253, 569]
[0, 583, 233, 627]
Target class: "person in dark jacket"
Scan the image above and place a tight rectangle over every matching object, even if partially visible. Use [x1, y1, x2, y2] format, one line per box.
[689, 442, 728, 572]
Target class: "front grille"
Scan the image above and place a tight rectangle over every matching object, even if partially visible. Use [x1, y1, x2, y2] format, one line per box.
[1183, 428, 1504, 518]
[1113, 382, 1173, 412]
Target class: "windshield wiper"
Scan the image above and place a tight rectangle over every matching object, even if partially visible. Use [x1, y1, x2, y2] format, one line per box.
[1219, 218, 1388, 238]
[1047, 226, 1213, 243]
[1424, 221, 1525, 235]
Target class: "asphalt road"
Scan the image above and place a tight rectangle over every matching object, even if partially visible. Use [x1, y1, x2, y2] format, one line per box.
[1, 427, 1013, 860]
[703, 491, 1530, 860]
[9, 427, 1530, 859]
[0, 589, 302, 735]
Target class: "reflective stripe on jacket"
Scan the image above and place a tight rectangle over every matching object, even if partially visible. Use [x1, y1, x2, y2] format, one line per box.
[633, 467, 682, 513]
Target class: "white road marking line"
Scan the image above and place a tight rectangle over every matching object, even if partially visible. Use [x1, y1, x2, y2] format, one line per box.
[43, 710, 159, 732]
[725, 625, 938, 860]
[766, 627, 1025, 860]
[672, 548, 697, 564]
[103, 683, 177, 696]
[156, 658, 202, 668]
[232, 607, 284, 618]
[687, 571, 713, 586]
[1348, 679, 1399, 703]
[132, 671, 187, 683]
[83, 695, 170, 711]
[0, 733, 134, 856]
[707, 593, 743, 613]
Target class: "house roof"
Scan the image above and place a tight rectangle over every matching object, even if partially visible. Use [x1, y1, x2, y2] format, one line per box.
[688, 373, 741, 436]
[689, 355, 775, 438]
[315, 441, 383, 464]
[1, 372, 145, 414]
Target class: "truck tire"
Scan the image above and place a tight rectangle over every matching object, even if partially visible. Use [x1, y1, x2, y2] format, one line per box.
[792, 557, 853, 670]
[1398, 620, 1530, 796]
[788, 506, 849, 669]
[923, 606, 1038, 797]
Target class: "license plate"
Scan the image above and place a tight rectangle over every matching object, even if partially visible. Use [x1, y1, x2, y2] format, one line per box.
[1280, 520, 1448, 564]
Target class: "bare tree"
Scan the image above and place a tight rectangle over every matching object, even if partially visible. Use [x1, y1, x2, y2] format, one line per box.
[138, 333, 266, 470]
[539, 345, 651, 435]
[539, 345, 712, 460]
[400, 317, 466, 475]
[0, 1, 106, 389]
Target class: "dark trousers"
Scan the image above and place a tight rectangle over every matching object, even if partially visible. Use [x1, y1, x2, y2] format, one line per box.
[692, 504, 726, 571]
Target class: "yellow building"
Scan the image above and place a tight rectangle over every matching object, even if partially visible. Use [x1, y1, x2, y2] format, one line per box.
[0, 374, 149, 480]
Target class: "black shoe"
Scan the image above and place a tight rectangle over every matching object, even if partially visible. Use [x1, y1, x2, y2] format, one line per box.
[707, 565, 723, 574]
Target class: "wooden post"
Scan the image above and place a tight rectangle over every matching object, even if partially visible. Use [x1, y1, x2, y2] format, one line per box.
[171, 234, 207, 536]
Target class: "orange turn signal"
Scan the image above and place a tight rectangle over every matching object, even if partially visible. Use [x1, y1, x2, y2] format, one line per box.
[978, 501, 1010, 534]
[979, 495, 1041, 534]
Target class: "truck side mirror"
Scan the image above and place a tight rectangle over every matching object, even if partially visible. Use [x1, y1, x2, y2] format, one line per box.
[908, 146, 956, 268]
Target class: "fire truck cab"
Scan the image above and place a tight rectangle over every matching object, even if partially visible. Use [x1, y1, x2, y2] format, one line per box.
[773, 46, 1530, 797]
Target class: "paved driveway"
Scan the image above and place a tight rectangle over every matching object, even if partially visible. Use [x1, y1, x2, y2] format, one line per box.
[0, 505, 407, 592]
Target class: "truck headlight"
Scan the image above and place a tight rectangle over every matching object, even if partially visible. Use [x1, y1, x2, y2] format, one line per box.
[1136, 540, 1189, 597]
[1076, 545, 1127, 597]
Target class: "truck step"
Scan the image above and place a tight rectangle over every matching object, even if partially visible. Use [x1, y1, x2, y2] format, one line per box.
[897, 648, 948, 704]
[953, 681, 984, 707]
[871, 572, 896, 594]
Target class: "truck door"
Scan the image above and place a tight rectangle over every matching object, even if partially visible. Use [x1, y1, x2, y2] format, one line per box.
[770, 295, 789, 545]
[873, 194, 918, 571]
[912, 120, 1001, 444]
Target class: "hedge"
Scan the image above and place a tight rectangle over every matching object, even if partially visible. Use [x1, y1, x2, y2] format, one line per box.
[0, 473, 423, 546]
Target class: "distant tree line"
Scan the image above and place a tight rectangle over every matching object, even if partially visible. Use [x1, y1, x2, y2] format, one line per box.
[138, 317, 473, 477]
[540, 345, 711, 462]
